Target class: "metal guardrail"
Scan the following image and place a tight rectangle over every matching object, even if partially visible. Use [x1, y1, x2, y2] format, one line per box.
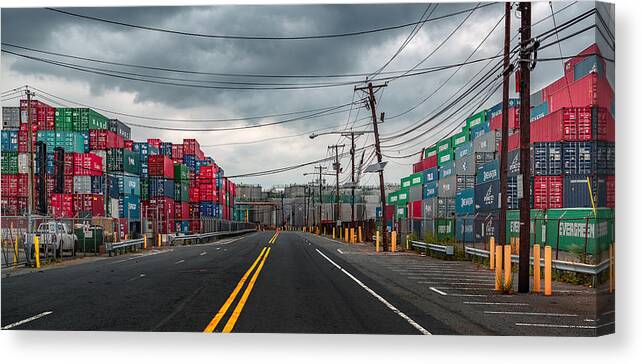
[464, 246, 610, 275]
[411, 240, 454, 256]
[171, 228, 256, 244]
[105, 238, 145, 256]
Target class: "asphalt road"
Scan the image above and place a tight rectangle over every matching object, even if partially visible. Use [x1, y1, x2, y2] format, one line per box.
[1, 231, 613, 335]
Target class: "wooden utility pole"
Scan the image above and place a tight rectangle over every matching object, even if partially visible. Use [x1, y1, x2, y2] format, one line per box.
[315, 165, 327, 226]
[350, 132, 356, 225]
[355, 82, 388, 250]
[328, 144, 344, 225]
[499, 2, 512, 247]
[518, 2, 532, 293]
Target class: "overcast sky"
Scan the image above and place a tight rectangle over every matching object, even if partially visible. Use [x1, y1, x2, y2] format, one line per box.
[1, 1, 614, 189]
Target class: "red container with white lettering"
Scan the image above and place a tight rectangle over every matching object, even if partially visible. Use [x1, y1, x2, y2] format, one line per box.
[17, 129, 37, 153]
[124, 140, 134, 151]
[70, 153, 103, 176]
[20, 99, 55, 130]
[73, 194, 104, 216]
[533, 176, 563, 209]
[189, 186, 200, 203]
[198, 184, 218, 202]
[51, 193, 75, 218]
[171, 144, 184, 161]
[89, 129, 118, 150]
[174, 202, 190, 220]
[545, 72, 614, 114]
[606, 175, 615, 208]
[147, 138, 161, 149]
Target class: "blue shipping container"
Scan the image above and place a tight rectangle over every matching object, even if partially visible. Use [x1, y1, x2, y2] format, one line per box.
[533, 142, 562, 175]
[183, 155, 197, 173]
[455, 188, 475, 215]
[530, 101, 548, 121]
[456, 217, 475, 243]
[422, 167, 438, 184]
[159, 142, 173, 157]
[199, 202, 221, 217]
[119, 194, 140, 219]
[474, 179, 500, 212]
[1, 130, 18, 152]
[574, 55, 604, 81]
[470, 121, 490, 140]
[422, 181, 438, 200]
[563, 141, 614, 175]
[476, 159, 499, 185]
[148, 177, 174, 198]
[175, 220, 190, 233]
[454, 141, 473, 160]
[439, 161, 454, 179]
[563, 174, 608, 208]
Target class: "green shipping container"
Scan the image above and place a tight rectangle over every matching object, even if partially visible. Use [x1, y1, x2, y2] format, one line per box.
[423, 145, 438, 159]
[72, 108, 109, 131]
[123, 150, 140, 175]
[409, 172, 423, 186]
[140, 178, 149, 201]
[435, 218, 455, 240]
[437, 150, 453, 166]
[436, 139, 452, 154]
[175, 181, 189, 202]
[506, 209, 546, 244]
[1, 152, 18, 174]
[54, 108, 74, 131]
[396, 188, 409, 205]
[387, 191, 399, 205]
[36, 131, 85, 153]
[400, 176, 412, 189]
[451, 128, 470, 149]
[466, 110, 487, 130]
[542, 208, 614, 256]
[395, 206, 407, 219]
[174, 163, 189, 182]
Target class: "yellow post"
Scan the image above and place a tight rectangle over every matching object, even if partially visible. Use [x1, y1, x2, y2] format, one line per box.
[489, 237, 495, 270]
[515, 237, 520, 257]
[544, 245, 552, 296]
[157, 234, 161, 248]
[406, 234, 410, 250]
[609, 244, 615, 292]
[495, 245, 503, 291]
[358, 226, 363, 243]
[13, 235, 19, 265]
[391, 231, 397, 252]
[125, 234, 128, 241]
[344, 228, 349, 243]
[143, 235, 147, 249]
[34, 236, 41, 268]
[504, 245, 512, 288]
[350, 228, 355, 243]
[510, 237, 515, 253]
[333, 227, 336, 239]
[323, 227, 326, 236]
[533, 244, 541, 293]
[376, 231, 380, 253]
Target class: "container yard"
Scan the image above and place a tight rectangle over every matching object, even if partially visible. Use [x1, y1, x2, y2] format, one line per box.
[389, 43, 614, 264]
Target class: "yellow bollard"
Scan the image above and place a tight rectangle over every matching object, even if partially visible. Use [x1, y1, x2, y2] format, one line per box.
[14, 235, 19, 265]
[34, 236, 41, 268]
[344, 228, 349, 243]
[157, 234, 161, 248]
[391, 231, 397, 252]
[544, 245, 552, 296]
[533, 244, 541, 293]
[358, 226, 363, 243]
[143, 235, 147, 249]
[495, 245, 503, 291]
[515, 237, 520, 257]
[406, 234, 410, 250]
[323, 227, 326, 236]
[125, 234, 128, 241]
[609, 244, 615, 292]
[504, 245, 512, 288]
[376, 231, 380, 253]
[489, 237, 495, 271]
[350, 228, 355, 243]
[333, 227, 336, 239]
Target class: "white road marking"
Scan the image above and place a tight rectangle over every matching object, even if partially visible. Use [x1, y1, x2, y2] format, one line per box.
[127, 273, 146, 282]
[417, 282, 495, 286]
[175, 260, 185, 265]
[515, 322, 614, 329]
[2, 311, 53, 329]
[601, 310, 615, 316]
[432, 287, 494, 291]
[464, 302, 528, 306]
[200, 252, 207, 256]
[337, 249, 344, 254]
[450, 294, 487, 297]
[483, 311, 578, 317]
[406, 277, 491, 282]
[315, 248, 431, 335]
[429, 287, 447, 296]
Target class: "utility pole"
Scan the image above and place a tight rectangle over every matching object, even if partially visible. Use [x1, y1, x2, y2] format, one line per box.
[499, 2, 512, 247]
[518, 2, 532, 293]
[315, 165, 326, 227]
[25, 88, 35, 248]
[328, 144, 344, 225]
[350, 132, 356, 225]
[281, 192, 285, 228]
[355, 82, 388, 250]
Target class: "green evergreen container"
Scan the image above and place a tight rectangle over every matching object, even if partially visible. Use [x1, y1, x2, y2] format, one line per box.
[437, 138, 452, 154]
[409, 172, 423, 186]
[140, 177, 149, 201]
[1, 152, 18, 174]
[72, 108, 109, 131]
[423, 145, 438, 159]
[466, 110, 487, 130]
[123, 149, 140, 175]
[174, 181, 189, 202]
[400, 176, 412, 188]
[174, 163, 189, 182]
[395, 206, 407, 219]
[54, 108, 74, 131]
[542, 208, 614, 256]
[396, 188, 409, 204]
[387, 191, 399, 205]
[451, 128, 470, 149]
[506, 209, 546, 244]
[437, 150, 453, 166]
[435, 218, 455, 240]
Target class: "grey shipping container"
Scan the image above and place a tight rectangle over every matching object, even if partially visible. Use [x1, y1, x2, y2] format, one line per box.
[456, 175, 475, 192]
[454, 154, 476, 176]
[507, 176, 534, 209]
[474, 210, 501, 243]
[474, 179, 500, 212]
[108, 119, 131, 140]
[408, 184, 423, 202]
[437, 197, 456, 218]
[438, 175, 456, 198]
[475, 151, 495, 166]
[563, 141, 614, 175]
[456, 216, 475, 243]
[563, 174, 608, 208]
[473, 130, 499, 153]
[422, 198, 437, 219]
[2, 107, 20, 129]
[533, 142, 562, 175]
[454, 141, 473, 160]
[506, 148, 534, 177]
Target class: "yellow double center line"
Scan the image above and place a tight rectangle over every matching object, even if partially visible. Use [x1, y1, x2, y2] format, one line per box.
[203, 231, 278, 333]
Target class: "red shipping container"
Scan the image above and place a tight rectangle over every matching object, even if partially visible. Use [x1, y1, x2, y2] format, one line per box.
[409, 201, 422, 219]
[73, 194, 104, 215]
[422, 155, 438, 170]
[1, 196, 28, 216]
[189, 220, 201, 233]
[199, 185, 218, 202]
[67, 153, 103, 176]
[183, 138, 201, 155]
[89, 129, 118, 150]
[533, 176, 564, 209]
[51, 193, 75, 218]
[189, 187, 200, 202]
[17, 129, 38, 153]
[606, 175, 615, 209]
[124, 140, 134, 151]
[412, 161, 422, 173]
[20, 100, 55, 130]
[174, 202, 189, 220]
[171, 144, 184, 161]
[198, 165, 217, 179]
[148, 155, 175, 178]
[489, 107, 520, 130]
[546, 72, 614, 113]
[147, 138, 161, 149]
[1, 174, 28, 197]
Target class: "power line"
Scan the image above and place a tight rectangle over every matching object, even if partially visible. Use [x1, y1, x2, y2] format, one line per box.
[45, 3, 497, 41]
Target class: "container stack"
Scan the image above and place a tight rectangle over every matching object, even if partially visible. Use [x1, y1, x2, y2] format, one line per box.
[174, 162, 190, 233]
[385, 43, 615, 253]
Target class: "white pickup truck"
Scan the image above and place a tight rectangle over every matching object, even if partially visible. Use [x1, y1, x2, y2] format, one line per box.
[24, 221, 78, 260]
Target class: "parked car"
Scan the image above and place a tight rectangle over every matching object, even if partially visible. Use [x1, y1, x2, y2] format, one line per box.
[24, 221, 77, 260]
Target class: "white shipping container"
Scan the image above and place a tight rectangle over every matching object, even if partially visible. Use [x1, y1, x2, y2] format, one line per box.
[17, 153, 29, 174]
[110, 198, 119, 219]
[74, 176, 92, 194]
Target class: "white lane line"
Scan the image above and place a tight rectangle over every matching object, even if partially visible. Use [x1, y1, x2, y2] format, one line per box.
[416, 282, 495, 286]
[601, 310, 615, 316]
[315, 248, 431, 335]
[484, 311, 578, 317]
[515, 322, 614, 329]
[175, 260, 185, 265]
[451, 294, 488, 297]
[432, 287, 494, 291]
[406, 277, 491, 282]
[199, 252, 207, 256]
[2, 311, 53, 329]
[337, 248, 344, 254]
[127, 273, 146, 282]
[429, 287, 448, 296]
[464, 302, 528, 306]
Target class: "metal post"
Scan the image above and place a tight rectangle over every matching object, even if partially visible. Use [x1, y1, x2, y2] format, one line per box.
[518, 2, 532, 293]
